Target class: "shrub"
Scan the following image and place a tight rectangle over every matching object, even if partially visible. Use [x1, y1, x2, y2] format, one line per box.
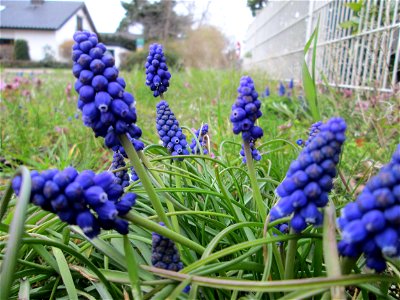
[14, 40, 30, 60]
[120, 48, 182, 71]
[59, 40, 75, 61]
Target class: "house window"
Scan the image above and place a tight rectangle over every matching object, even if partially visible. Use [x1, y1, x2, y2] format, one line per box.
[77, 16, 83, 31]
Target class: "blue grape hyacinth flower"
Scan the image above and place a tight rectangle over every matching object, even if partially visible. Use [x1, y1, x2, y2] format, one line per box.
[337, 144, 400, 272]
[110, 151, 130, 188]
[231, 76, 263, 162]
[145, 44, 171, 97]
[305, 121, 323, 147]
[230, 76, 263, 142]
[270, 117, 347, 232]
[12, 167, 136, 238]
[189, 124, 209, 154]
[151, 222, 184, 271]
[278, 82, 286, 96]
[264, 86, 270, 97]
[156, 100, 189, 159]
[71, 30, 142, 151]
[151, 223, 190, 293]
[240, 142, 261, 163]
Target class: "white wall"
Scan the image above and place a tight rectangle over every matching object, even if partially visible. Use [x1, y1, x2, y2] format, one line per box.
[0, 28, 55, 61]
[0, 7, 96, 62]
[55, 8, 96, 62]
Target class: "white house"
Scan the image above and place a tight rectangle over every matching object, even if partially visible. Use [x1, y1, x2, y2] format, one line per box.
[0, 0, 97, 62]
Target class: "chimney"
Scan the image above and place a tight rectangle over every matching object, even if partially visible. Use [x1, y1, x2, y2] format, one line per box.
[31, 0, 44, 5]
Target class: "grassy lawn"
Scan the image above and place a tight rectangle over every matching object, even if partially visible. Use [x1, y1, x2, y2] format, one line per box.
[0, 66, 399, 299]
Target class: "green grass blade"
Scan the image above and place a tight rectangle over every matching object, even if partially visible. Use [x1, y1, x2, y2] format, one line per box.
[123, 235, 143, 300]
[52, 247, 78, 300]
[0, 167, 31, 300]
[0, 180, 14, 221]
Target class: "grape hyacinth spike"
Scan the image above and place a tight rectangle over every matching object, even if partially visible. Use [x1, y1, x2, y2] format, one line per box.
[270, 117, 347, 232]
[12, 167, 137, 238]
[337, 144, 400, 272]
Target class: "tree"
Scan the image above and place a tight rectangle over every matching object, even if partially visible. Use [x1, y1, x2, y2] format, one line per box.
[178, 25, 229, 69]
[118, 0, 192, 43]
[247, 0, 267, 16]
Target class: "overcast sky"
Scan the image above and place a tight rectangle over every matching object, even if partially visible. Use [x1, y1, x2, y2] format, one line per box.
[80, 0, 254, 43]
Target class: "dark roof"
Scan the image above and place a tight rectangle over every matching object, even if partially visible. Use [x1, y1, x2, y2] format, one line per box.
[0, 1, 96, 32]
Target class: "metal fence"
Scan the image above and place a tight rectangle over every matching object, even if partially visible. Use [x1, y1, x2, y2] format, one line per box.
[243, 0, 400, 93]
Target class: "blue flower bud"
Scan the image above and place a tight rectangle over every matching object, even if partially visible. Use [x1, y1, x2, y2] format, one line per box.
[31, 175, 45, 193]
[94, 91, 112, 112]
[43, 181, 60, 199]
[374, 228, 398, 257]
[95, 201, 118, 220]
[84, 186, 108, 206]
[91, 75, 108, 91]
[64, 182, 84, 201]
[362, 210, 386, 232]
[93, 172, 115, 189]
[342, 220, 367, 243]
[366, 256, 387, 272]
[76, 211, 100, 238]
[51, 194, 69, 211]
[290, 213, 307, 232]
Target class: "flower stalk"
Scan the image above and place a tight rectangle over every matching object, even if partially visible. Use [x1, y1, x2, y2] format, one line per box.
[243, 141, 267, 221]
[119, 134, 172, 229]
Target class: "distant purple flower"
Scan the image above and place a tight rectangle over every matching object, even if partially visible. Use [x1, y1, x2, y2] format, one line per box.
[145, 44, 171, 97]
[189, 124, 209, 154]
[278, 82, 286, 96]
[264, 86, 270, 97]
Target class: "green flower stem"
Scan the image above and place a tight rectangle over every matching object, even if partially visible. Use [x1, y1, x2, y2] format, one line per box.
[284, 228, 298, 280]
[138, 151, 164, 187]
[0, 167, 31, 300]
[123, 235, 143, 300]
[124, 212, 205, 255]
[323, 202, 345, 299]
[141, 265, 398, 292]
[139, 149, 180, 234]
[243, 141, 267, 221]
[119, 134, 171, 229]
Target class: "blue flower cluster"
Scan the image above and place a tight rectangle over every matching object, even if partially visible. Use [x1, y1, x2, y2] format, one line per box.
[305, 121, 323, 147]
[189, 124, 209, 154]
[270, 117, 347, 232]
[156, 100, 189, 159]
[111, 152, 130, 188]
[288, 79, 294, 90]
[145, 44, 171, 97]
[151, 222, 184, 271]
[151, 223, 190, 293]
[230, 76, 263, 142]
[278, 82, 286, 96]
[239, 142, 261, 163]
[71, 30, 142, 151]
[12, 167, 136, 238]
[264, 86, 270, 97]
[337, 144, 400, 272]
